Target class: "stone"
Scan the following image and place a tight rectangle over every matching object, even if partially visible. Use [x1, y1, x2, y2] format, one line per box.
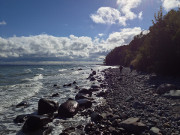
[90, 112, 103, 123]
[92, 71, 96, 75]
[125, 96, 134, 102]
[73, 81, 77, 84]
[16, 101, 28, 108]
[78, 89, 92, 97]
[22, 115, 52, 133]
[38, 98, 59, 115]
[90, 77, 96, 81]
[63, 83, 72, 87]
[149, 127, 162, 135]
[96, 91, 106, 97]
[76, 99, 92, 109]
[156, 84, 177, 95]
[52, 93, 59, 97]
[75, 93, 92, 100]
[58, 99, 79, 118]
[132, 101, 145, 109]
[14, 114, 30, 123]
[121, 117, 147, 134]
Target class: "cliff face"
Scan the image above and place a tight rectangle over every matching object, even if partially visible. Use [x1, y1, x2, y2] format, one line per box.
[104, 8, 180, 76]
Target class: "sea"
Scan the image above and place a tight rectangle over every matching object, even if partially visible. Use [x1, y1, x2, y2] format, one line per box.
[0, 62, 111, 135]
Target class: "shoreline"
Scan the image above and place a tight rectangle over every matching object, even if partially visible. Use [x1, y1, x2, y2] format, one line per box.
[11, 66, 180, 134]
[82, 67, 180, 134]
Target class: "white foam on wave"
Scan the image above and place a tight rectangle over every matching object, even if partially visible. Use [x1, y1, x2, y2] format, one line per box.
[33, 74, 43, 81]
[37, 68, 44, 70]
[0, 74, 43, 113]
[58, 69, 67, 72]
[24, 68, 32, 73]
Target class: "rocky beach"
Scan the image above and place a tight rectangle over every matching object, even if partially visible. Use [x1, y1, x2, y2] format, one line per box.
[12, 66, 180, 135]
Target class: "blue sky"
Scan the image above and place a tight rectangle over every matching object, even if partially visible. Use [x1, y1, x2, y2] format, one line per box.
[0, 0, 180, 63]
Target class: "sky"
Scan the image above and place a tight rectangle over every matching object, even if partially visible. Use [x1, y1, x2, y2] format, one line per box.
[0, 0, 180, 64]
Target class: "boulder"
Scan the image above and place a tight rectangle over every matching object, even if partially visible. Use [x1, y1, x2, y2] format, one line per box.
[58, 99, 79, 118]
[38, 98, 59, 115]
[22, 115, 52, 133]
[121, 117, 147, 134]
[76, 99, 92, 109]
[156, 84, 177, 95]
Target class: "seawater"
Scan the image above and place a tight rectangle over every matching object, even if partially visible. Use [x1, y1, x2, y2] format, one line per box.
[0, 63, 110, 135]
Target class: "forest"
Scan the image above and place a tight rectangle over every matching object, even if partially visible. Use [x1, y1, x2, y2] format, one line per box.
[104, 8, 180, 76]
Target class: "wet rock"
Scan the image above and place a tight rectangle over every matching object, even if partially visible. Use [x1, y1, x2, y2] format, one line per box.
[77, 99, 92, 109]
[156, 84, 177, 95]
[73, 81, 77, 84]
[22, 115, 52, 133]
[14, 114, 30, 123]
[125, 96, 134, 102]
[75, 85, 79, 89]
[53, 84, 57, 87]
[90, 112, 103, 123]
[78, 68, 82, 70]
[52, 93, 59, 97]
[132, 101, 145, 109]
[63, 127, 75, 134]
[96, 91, 106, 97]
[90, 77, 96, 81]
[79, 88, 92, 96]
[63, 83, 72, 87]
[38, 98, 59, 115]
[121, 117, 147, 134]
[16, 101, 29, 108]
[75, 93, 92, 100]
[92, 70, 96, 75]
[58, 99, 79, 118]
[91, 84, 100, 89]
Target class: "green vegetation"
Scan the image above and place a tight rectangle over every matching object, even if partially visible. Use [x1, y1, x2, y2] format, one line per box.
[104, 8, 180, 76]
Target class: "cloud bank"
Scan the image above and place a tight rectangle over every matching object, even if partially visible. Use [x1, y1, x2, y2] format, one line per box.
[0, 27, 143, 62]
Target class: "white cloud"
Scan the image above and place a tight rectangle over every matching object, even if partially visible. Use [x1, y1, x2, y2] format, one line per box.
[161, 0, 180, 11]
[117, 0, 142, 20]
[0, 20, 6, 25]
[90, 7, 126, 26]
[106, 27, 142, 49]
[98, 33, 105, 37]
[90, 0, 143, 25]
[138, 11, 143, 20]
[0, 27, 143, 62]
